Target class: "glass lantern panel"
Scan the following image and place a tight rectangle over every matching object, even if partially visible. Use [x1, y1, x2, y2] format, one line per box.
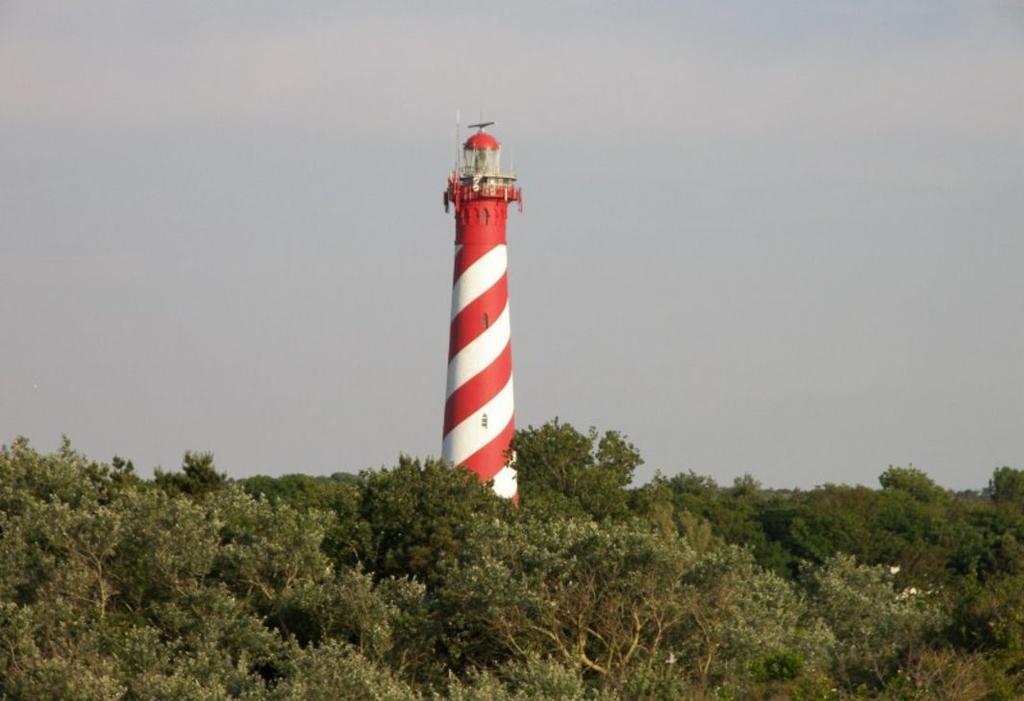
[464, 148, 499, 175]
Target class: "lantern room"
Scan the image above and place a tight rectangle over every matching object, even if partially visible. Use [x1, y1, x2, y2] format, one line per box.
[463, 131, 500, 177]
[444, 121, 521, 214]
[460, 123, 513, 181]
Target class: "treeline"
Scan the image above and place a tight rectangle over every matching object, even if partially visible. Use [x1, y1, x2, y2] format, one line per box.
[1, 420, 1023, 700]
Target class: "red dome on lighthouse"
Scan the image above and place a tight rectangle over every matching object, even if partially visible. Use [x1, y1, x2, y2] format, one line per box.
[465, 131, 499, 150]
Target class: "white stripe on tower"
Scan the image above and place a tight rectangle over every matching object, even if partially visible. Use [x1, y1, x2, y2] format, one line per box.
[442, 373, 514, 468]
[445, 301, 511, 397]
[450, 246, 507, 316]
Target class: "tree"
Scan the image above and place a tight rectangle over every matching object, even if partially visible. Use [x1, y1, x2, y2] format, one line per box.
[155, 451, 227, 498]
[269, 641, 421, 701]
[879, 466, 950, 504]
[211, 488, 335, 627]
[513, 420, 641, 521]
[356, 456, 511, 582]
[437, 516, 694, 689]
[443, 657, 621, 701]
[990, 467, 1024, 512]
[3, 430, 1020, 699]
[676, 545, 831, 693]
[809, 554, 946, 690]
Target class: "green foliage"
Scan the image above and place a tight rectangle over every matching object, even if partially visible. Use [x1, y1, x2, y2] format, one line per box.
[437, 516, 695, 684]
[990, 467, 1024, 512]
[154, 451, 227, 497]
[441, 657, 619, 701]
[355, 456, 511, 581]
[513, 420, 641, 521]
[2, 429, 1023, 699]
[269, 642, 420, 701]
[0, 435, 137, 514]
[749, 649, 804, 682]
[809, 554, 946, 689]
[680, 545, 833, 692]
[879, 466, 951, 504]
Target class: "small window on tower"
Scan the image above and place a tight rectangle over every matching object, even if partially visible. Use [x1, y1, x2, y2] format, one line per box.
[481, 413, 488, 428]
[482, 312, 489, 328]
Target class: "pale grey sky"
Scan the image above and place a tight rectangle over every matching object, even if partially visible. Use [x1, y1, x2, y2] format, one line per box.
[2, 1, 1022, 489]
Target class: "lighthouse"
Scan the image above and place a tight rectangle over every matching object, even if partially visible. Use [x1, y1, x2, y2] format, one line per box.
[442, 122, 522, 499]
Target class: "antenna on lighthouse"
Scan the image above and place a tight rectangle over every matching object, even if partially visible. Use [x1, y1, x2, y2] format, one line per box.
[454, 109, 461, 170]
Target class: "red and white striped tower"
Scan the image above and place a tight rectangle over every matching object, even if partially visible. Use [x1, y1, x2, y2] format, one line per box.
[442, 122, 522, 499]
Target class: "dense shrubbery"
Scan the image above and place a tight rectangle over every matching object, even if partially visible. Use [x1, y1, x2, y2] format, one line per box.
[1, 424, 1022, 700]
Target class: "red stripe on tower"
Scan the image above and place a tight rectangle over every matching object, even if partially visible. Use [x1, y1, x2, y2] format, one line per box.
[442, 122, 522, 499]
